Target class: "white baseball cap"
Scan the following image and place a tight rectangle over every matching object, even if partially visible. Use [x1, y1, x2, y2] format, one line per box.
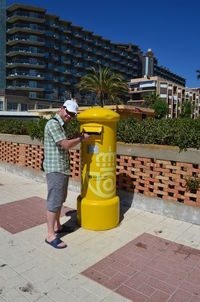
[63, 99, 78, 115]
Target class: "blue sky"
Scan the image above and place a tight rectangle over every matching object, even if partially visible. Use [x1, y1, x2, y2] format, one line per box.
[6, 0, 200, 88]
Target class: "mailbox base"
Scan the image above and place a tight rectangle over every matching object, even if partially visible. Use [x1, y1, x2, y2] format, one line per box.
[77, 195, 119, 230]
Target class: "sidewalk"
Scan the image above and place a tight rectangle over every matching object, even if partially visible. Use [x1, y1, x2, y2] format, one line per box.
[1, 170, 200, 301]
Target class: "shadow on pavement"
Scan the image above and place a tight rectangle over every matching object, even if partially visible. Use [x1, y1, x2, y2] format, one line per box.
[117, 173, 134, 223]
[57, 209, 80, 238]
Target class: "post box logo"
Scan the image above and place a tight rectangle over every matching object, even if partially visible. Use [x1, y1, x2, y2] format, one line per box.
[86, 147, 116, 198]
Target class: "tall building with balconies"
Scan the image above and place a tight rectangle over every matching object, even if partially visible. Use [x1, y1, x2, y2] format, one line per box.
[0, 0, 6, 111]
[1, 3, 186, 111]
[5, 4, 144, 111]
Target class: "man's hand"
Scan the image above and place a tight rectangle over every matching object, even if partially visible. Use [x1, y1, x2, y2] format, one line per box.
[79, 131, 90, 142]
[82, 133, 90, 141]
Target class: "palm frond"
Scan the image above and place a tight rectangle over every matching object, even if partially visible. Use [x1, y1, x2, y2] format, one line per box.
[78, 66, 128, 107]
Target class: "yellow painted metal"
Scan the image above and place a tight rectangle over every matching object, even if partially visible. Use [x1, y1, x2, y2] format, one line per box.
[77, 108, 120, 230]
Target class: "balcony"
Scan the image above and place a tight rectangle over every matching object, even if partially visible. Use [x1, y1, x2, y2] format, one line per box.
[64, 70, 71, 75]
[7, 37, 45, 46]
[7, 49, 45, 58]
[61, 27, 71, 34]
[7, 84, 44, 91]
[63, 49, 73, 55]
[74, 33, 83, 39]
[6, 61, 45, 69]
[7, 24, 45, 35]
[63, 59, 71, 65]
[7, 72, 45, 80]
[7, 12, 45, 24]
[73, 43, 82, 48]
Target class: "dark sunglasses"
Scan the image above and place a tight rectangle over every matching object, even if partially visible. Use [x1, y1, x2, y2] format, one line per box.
[64, 108, 76, 118]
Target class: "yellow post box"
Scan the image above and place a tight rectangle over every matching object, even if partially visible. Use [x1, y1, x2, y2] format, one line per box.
[77, 107, 120, 230]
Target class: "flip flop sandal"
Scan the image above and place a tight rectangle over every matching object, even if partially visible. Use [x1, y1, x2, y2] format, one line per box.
[45, 238, 67, 249]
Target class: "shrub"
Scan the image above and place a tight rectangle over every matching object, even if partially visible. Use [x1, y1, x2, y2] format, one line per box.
[117, 117, 200, 151]
[151, 99, 168, 119]
[0, 119, 29, 135]
[26, 118, 48, 141]
[185, 177, 200, 192]
[1, 116, 200, 151]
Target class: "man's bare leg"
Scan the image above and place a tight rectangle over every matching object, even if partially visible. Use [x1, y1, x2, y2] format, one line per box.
[46, 210, 66, 248]
[54, 208, 62, 232]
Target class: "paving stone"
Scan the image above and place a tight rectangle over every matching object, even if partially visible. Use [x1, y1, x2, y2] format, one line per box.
[82, 233, 200, 301]
[0, 196, 71, 234]
[1, 170, 200, 302]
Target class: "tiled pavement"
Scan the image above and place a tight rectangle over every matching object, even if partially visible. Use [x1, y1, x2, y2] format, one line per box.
[1, 170, 200, 301]
[0, 197, 72, 234]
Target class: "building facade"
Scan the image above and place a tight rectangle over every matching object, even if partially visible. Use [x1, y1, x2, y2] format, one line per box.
[1, 3, 186, 111]
[129, 76, 200, 118]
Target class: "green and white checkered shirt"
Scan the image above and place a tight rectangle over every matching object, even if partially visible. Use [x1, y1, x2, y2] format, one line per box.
[43, 114, 70, 175]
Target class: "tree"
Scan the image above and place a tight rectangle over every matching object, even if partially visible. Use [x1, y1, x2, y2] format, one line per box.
[144, 92, 161, 107]
[196, 69, 200, 80]
[179, 100, 193, 118]
[151, 99, 168, 119]
[78, 66, 129, 107]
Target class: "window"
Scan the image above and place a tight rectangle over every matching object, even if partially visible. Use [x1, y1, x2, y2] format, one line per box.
[28, 104, 35, 110]
[29, 92, 37, 98]
[29, 70, 36, 76]
[160, 83, 167, 88]
[38, 104, 50, 109]
[7, 103, 18, 111]
[21, 104, 28, 111]
[0, 101, 3, 111]
[29, 81, 37, 88]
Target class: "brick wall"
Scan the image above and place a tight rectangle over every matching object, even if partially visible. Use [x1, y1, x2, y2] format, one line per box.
[0, 135, 200, 206]
[116, 155, 200, 206]
[0, 140, 44, 170]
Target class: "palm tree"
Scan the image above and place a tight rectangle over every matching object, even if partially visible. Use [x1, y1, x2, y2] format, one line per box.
[144, 92, 160, 107]
[197, 69, 200, 80]
[78, 66, 129, 107]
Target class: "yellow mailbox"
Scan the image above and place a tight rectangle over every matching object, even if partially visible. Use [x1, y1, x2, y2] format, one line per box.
[77, 107, 120, 230]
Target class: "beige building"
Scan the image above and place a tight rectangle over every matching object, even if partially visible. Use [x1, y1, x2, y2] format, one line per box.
[129, 76, 200, 118]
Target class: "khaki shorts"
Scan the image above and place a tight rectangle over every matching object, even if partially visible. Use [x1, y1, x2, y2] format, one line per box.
[46, 172, 69, 212]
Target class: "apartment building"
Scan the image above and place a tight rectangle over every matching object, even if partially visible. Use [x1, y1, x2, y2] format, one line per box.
[143, 49, 185, 87]
[2, 3, 144, 111]
[129, 76, 200, 118]
[0, 2, 186, 111]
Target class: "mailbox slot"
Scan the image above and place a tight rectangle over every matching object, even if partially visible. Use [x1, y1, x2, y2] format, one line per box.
[82, 126, 102, 136]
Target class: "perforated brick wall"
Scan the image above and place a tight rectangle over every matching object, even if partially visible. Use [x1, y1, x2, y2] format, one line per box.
[0, 141, 43, 170]
[70, 149, 80, 180]
[0, 139, 199, 206]
[0, 141, 20, 164]
[116, 155, 200, 206]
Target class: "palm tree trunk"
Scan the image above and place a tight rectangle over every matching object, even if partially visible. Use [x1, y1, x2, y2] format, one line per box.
[100, 95, 104, 107]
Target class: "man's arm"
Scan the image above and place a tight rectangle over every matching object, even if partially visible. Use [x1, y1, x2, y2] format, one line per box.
[58, 133, 90, 151]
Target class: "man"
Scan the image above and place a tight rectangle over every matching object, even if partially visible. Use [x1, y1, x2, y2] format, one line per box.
[43, 99, 89, 249]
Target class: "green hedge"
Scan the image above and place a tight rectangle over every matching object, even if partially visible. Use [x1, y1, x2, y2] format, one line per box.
[117, 118, 200, 151]
[0, 117, 200, 151]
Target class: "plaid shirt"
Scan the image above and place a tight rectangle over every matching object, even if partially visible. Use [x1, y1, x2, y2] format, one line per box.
[43, 114, 70, 175]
